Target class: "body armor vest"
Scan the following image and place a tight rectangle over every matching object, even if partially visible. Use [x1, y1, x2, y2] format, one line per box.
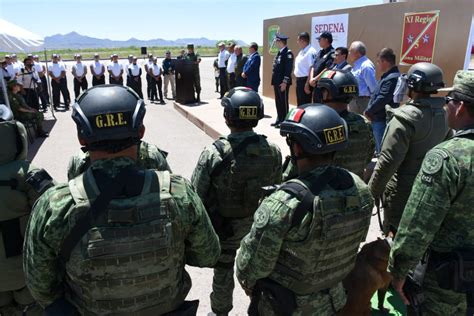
[212, 135, 279, 218]
[65, 169, 188, 315]
[335, 112, 373, 178]
[0, 160, 32, 291]
[270, 174, 372, 295]
[391, 98, 448, 176]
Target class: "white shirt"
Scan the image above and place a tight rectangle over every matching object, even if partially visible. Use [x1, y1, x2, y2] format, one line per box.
[226, 53, 237, 73]
[91, 60, 104, 75]
[12, 61, 23, 74]
[33, 62, 45, 75]
[145, 61, 153, 71]
[128, 63, 141, 76]
[217, 50, 230, 68]
[108, 62, 122, 77]
[6, 64, 17, 78]
[48, 62, 66, 77]
[294, 44, 317, 78]
[150, 64, 162, 76]
[72, 62, 86, 77]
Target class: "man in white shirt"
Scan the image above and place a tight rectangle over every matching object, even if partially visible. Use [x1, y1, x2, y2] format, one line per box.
[127, 56, 143, 98]
[124, 54, 134, 87]
[108, 54, 123, 85]
[4, 55, 16, 80]
[226, 42, 237, 90]
[149, 57, 165, 104]
[48, 54, 70, 110]
[90, 53, 105, 86]
[217, 42, 230, 98]
[33, 55, 50, 110]
[294, 32, 316, 106]
[144, 54, 154, 101]
[17, 57, 41, 110]
[72, 54, 88, 101]
[11, 54, 23, 77]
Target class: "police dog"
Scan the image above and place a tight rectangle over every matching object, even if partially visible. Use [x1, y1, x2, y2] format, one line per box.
[337, 238, 392, 316]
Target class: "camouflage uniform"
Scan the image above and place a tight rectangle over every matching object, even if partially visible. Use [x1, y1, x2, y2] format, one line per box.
[67, 140, 171, 180]
[369, 99, 449, 232]
[23, 157, 220, 314]
[185, 52, 201, 94]
[191, 131, 282, 314]
[8, 92, 44, 127]
[282, 110, 374, 181]
[0, 120, 54, 315]
[388, 126, 473, 315]
[236, 166, 373, 315]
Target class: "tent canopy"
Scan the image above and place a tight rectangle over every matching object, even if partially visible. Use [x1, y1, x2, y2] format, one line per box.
[0, 18, 43, 53]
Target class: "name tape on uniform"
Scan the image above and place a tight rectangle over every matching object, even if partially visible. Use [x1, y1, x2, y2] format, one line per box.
[323, 125, 346, 144]
[239, 106, 258, 119]
[95, 112, 128, 129]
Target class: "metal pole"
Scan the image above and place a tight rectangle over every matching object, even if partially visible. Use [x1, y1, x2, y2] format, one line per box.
[0, 70, 11, 109]
[44, 48, 56, 119]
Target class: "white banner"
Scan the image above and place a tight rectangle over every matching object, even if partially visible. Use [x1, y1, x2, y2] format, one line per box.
[311, 14, 349, 50]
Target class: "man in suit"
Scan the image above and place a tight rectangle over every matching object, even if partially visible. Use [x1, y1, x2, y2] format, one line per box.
[234, 46, 248, 87]
[271, 33, 294, 128]
[331, 47, 352, 71]
[242, 42, 261, 92]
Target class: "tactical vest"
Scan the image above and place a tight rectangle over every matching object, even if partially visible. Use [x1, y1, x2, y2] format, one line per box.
[270, 174, 372, 295]
[65, 169, 188, 315]
[211, 135, 279, 218]
[335, 112, 373, 178]
[388, 97, 448, 176]
[0, 160, 32, 291]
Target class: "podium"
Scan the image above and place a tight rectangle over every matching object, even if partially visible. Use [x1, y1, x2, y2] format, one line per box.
[175, 60, 196, 104]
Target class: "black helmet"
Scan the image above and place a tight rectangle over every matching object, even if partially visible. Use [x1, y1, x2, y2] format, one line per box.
[222, 87, 264, 127]
[407, 62, 444, 93]
[71, 85, 145, 151]
[316, 70, 358, 103]
[280, 104, 348, 154]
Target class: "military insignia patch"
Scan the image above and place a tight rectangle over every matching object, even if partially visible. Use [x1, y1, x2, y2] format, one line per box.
[323, 125, 346, 145]
[422, 150, 446, 175]
[254, 208, 270, 228]
[239, 106, 258, 119]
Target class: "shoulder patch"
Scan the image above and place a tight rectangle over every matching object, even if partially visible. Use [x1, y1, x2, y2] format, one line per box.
[254, 206, 270, 228]
[422, 149, 447, 175]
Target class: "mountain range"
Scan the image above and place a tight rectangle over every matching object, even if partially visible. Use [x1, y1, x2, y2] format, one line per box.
[44, 32, 246, 49]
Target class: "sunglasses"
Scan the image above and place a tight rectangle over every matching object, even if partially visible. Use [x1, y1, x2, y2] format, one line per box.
[445, 96, 460, 104]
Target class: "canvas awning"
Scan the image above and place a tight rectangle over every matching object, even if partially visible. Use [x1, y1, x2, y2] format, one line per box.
[0, 18, 43, 53]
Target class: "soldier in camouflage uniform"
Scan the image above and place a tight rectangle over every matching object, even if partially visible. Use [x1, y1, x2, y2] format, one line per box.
[236, 105, 373, 315]
[7, 80, 49, 137]
[23, 85, 220, 315]
[389, 70, 474, 315]
[0, 105, 54, 316]
[67, 141, 171, 180]
[191, 87, 282, 315]
[282, 70, 374, 181]
[185, 43, 202, 103]
[369, 62, 450, 234]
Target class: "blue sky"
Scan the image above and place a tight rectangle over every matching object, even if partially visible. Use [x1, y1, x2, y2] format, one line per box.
[0, 0, 381, 44]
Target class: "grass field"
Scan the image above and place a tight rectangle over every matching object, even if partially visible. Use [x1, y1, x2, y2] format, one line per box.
[1, 46, 235, 61]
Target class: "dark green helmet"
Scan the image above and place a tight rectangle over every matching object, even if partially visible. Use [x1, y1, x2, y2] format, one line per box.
[222, 87, 264, 127]
[71, 85, 146, 151]
[280, 104, 348, 154]
[316, 70, 359, 103]
[407, 62, 444, 93]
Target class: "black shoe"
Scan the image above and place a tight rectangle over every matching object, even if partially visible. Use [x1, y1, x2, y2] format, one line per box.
[275, 123, 281, 129]
[270, 121, 280, 127]
[160, 100, 166, 105]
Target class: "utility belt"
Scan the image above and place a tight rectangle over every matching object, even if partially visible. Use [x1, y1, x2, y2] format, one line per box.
[403, 249, 474, 315]
[248, 278, 297, 316]
[429, 249, 474, 295]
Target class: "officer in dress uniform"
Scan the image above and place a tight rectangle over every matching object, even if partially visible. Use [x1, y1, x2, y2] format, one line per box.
[71, 54, 88, 101]
[127, 56, 143, 98]
[185, 43, 202, 103]
[107, 54, 123, 85]
[271, 33, 294, 128]
[90, 53, 105, 86]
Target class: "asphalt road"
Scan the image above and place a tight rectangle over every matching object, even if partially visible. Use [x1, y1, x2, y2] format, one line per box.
[28, 57, 250, 315]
